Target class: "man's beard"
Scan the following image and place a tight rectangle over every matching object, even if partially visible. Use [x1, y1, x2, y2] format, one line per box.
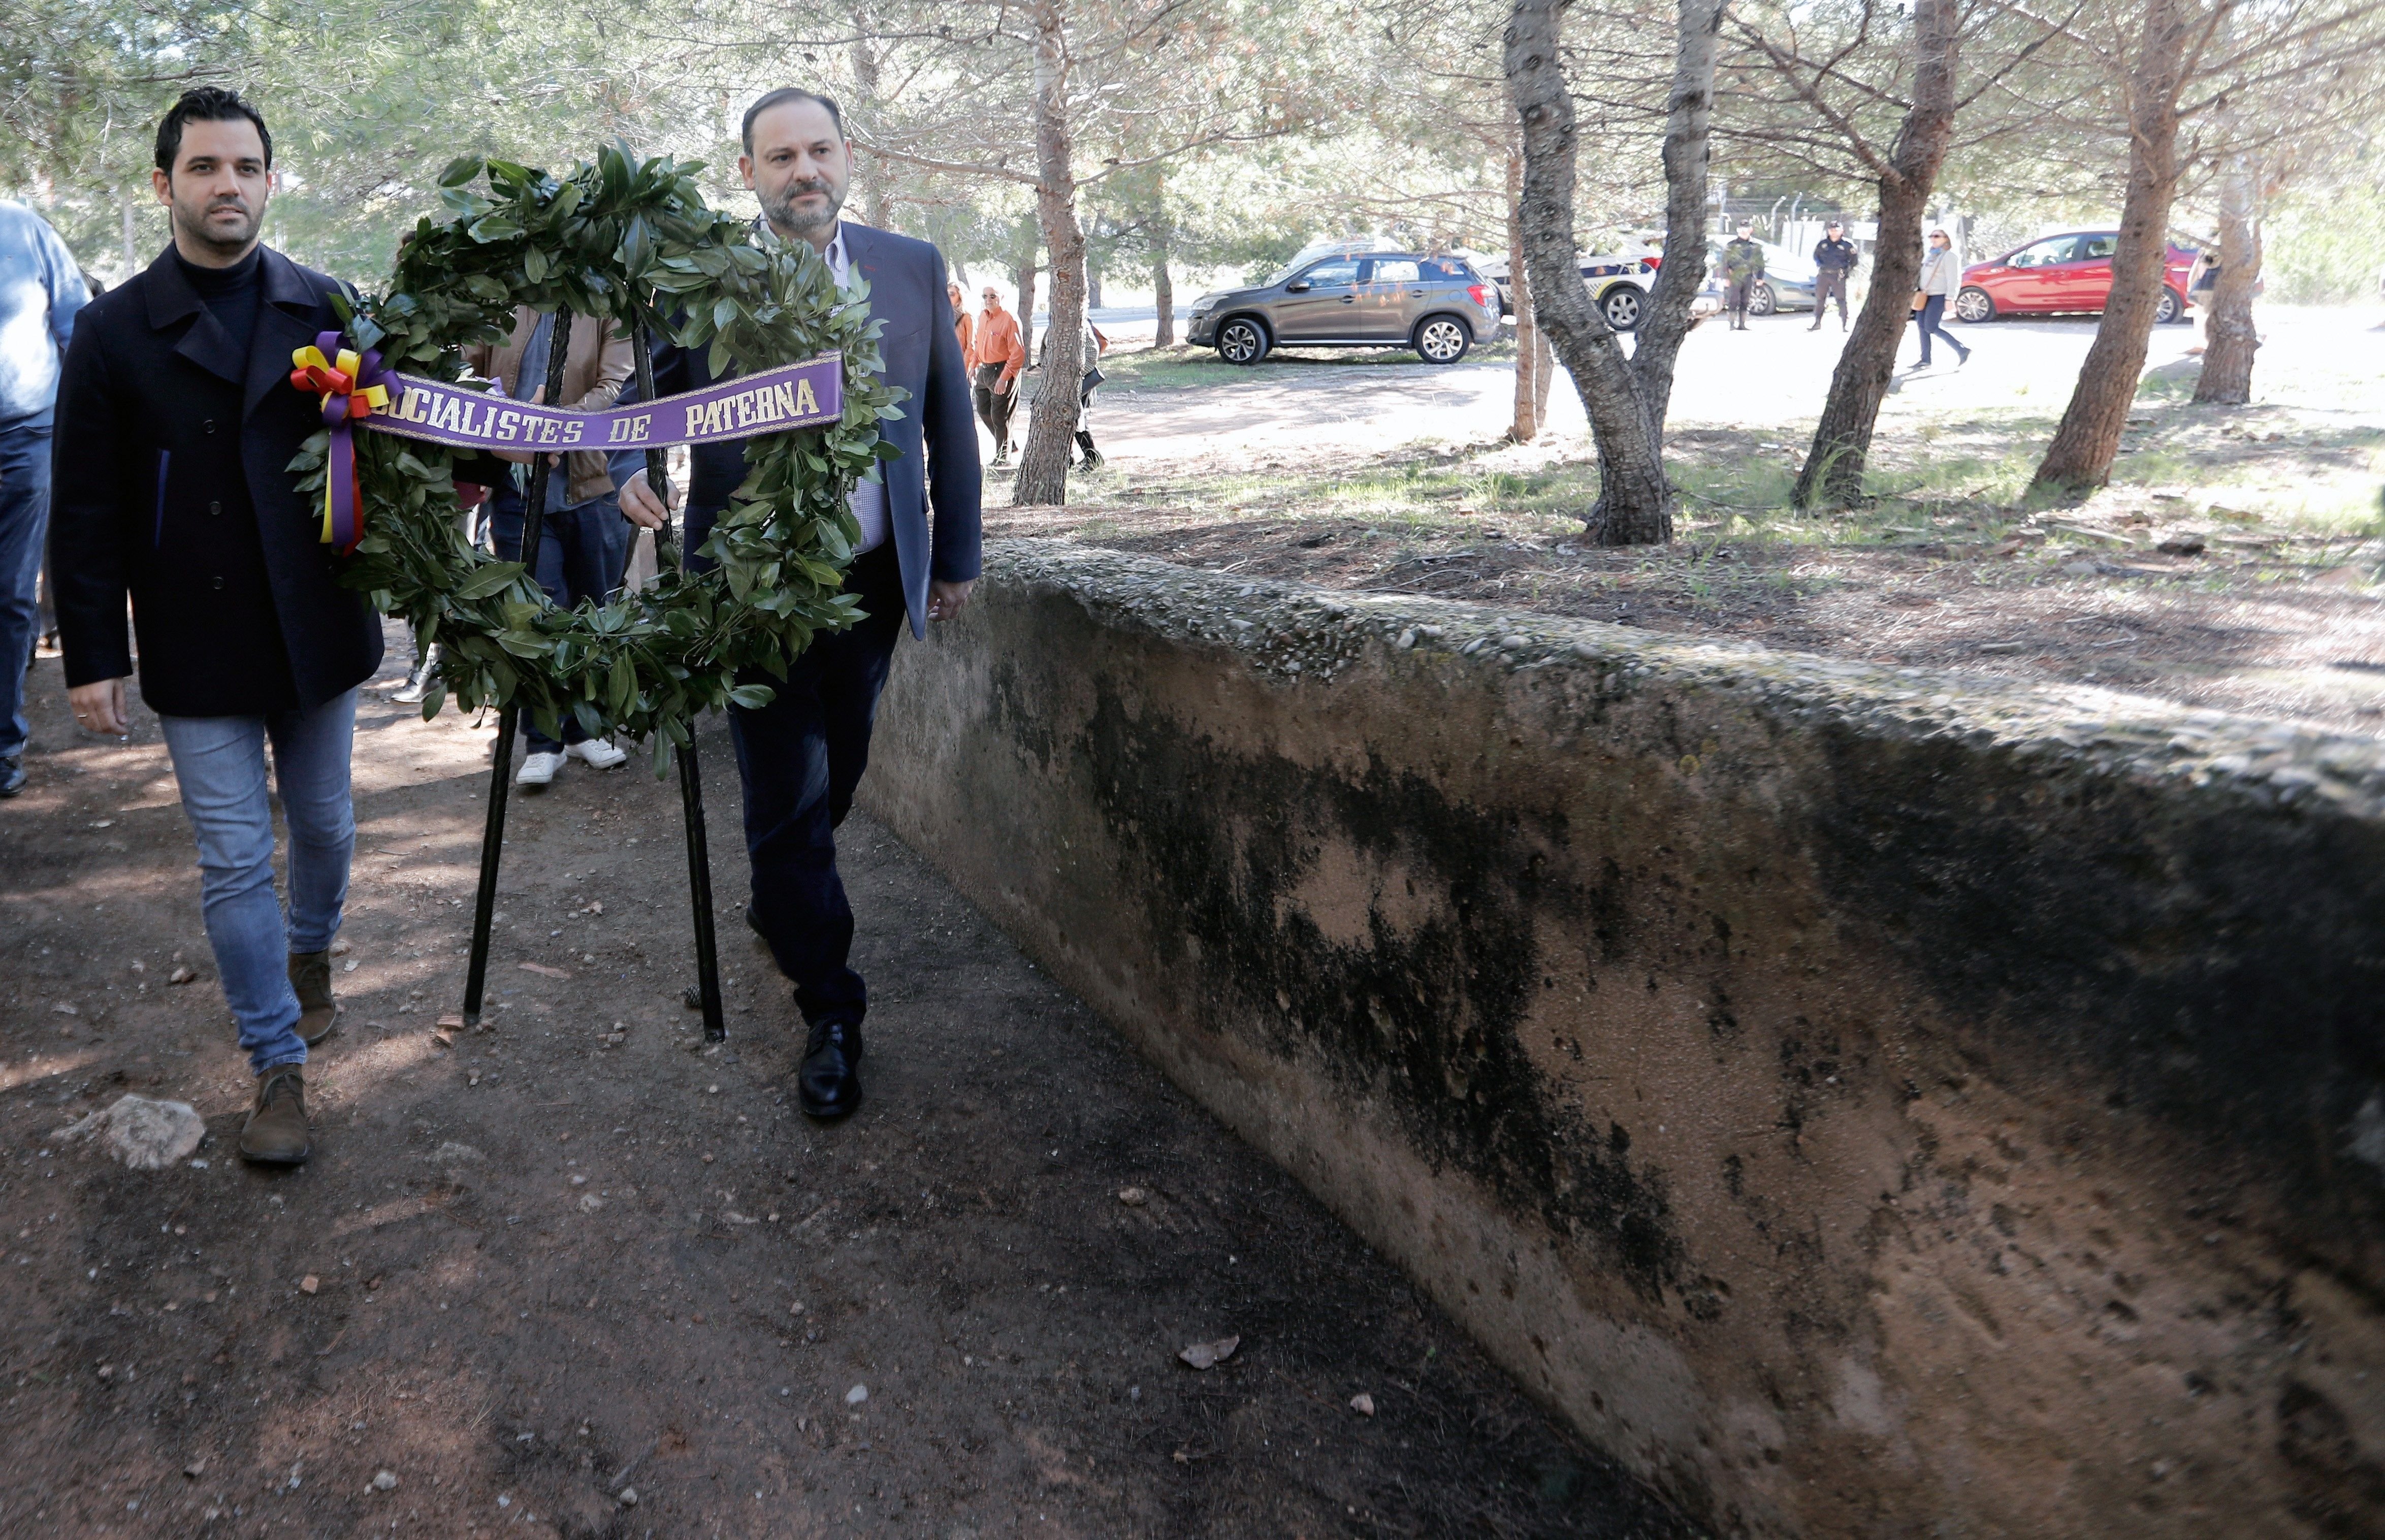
[763, 176, 844, 238]
[173, 191, 263, 258]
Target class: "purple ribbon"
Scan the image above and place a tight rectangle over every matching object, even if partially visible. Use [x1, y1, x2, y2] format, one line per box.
[290, 330, 396, 555]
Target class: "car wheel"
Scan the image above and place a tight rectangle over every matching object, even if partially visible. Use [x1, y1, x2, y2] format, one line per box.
[1413, 315, 1472, 364]
[1216, 316, 1270, 365]
[1953, 286, 1996, 323]
[1747, 281, 1777, 317]
[2155, 287, 2185, 324]
[1600, 284, 1643, 331]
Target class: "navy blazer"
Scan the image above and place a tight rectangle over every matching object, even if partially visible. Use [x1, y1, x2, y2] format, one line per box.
[640, 221, 981, 638]
[49, 245, 383, 716]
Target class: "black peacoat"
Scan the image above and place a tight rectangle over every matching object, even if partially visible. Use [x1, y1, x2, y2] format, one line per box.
[49, 244, 383, 717]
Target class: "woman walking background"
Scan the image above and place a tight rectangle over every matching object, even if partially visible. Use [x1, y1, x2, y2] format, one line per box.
[1910, 228, 1971, 370]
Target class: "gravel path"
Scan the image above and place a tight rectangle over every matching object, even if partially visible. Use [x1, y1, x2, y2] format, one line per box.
[1058, 304, 2379, 470]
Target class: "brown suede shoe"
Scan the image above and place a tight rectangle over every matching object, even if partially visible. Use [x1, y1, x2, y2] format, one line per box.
[287, 951, 339, 1046]
[239, 1068, 311, 1165]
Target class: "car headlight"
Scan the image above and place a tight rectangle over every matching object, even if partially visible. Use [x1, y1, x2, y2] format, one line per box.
[1188, 296, 1218, 316]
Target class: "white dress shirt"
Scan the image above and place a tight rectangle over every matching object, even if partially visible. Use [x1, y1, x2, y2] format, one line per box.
[820, 221, 889, 555]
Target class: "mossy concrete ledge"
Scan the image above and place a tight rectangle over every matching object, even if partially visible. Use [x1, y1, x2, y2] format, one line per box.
[861, 538, 2385, 1539]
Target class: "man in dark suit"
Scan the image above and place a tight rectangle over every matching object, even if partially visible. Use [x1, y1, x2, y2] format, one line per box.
[620, 87, 981, 1120]
[49, 88, 383, 1166]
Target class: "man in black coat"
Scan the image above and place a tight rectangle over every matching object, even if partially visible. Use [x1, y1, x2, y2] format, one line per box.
[49, 88, 382, 1166]
[620, 87, 981, 1121]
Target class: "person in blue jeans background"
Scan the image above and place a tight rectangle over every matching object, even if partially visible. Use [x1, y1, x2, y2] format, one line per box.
[1910, 227, 1972, 371]
[50, 89, 382, 1166]
[465, 305, 636, 786]
[0, 197, 89, 797]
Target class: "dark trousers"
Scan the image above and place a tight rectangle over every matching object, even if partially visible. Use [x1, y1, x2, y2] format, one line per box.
[728, 541, 907, 1032]
[491, 487, 632, 752]
[972, 363, 1013, 454]
[0, 423, 53, 760]
[1910, 294, 1965, 365]
[1726, 278, 1755, 324]
[1813, 269, 1849, 323]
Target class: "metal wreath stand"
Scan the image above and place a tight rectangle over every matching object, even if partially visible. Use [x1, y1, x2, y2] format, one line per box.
[455, 317, 727, 1043]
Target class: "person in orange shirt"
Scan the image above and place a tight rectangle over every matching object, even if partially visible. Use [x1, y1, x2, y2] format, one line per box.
[971, 285, 1027, 464]
[949, 281, 974, 371]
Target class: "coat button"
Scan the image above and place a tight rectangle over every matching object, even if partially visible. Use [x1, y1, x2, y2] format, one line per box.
[208, 500, 222, 516]
[211, 576, 225, 590]
[203, 420, 217, 434]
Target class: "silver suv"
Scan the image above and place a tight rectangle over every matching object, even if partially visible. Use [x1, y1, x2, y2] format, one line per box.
[1186, 246, 1503, 366]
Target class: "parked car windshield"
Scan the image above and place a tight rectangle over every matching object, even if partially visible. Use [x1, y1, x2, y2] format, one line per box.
[2006, 236, 2079, 268]
[1760, 242, 1817, 281]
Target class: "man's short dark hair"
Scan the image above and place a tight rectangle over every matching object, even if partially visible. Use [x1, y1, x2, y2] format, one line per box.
[742, 89, 845, 153]
[155, 88, 273, 174]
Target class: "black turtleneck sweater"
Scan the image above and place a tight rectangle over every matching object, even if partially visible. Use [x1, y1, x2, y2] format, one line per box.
[174, 244, 263, 345]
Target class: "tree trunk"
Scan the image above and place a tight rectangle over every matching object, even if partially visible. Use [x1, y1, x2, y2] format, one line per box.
[1013, 213, 1041, 327]
[2031, 0, 2194, 495]
[1792, 0, 1960, 509]
[2193, 154, 2260, 404]
[1625, 0, 1726, 443]
[1506, 0, 1670, 543]
[1505, 143, 1543, 442]
[1534, 323, 1553, 421]
[1152, 228, 1175, 347]
[1087, 265, 1104, 310]
[1014, 0, 1087, 507]
[1015, 259, 1038, 324]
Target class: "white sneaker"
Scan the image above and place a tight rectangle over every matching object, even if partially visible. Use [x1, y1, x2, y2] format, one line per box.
[516, 750, 566, 786]
[569, 738, 628, 771]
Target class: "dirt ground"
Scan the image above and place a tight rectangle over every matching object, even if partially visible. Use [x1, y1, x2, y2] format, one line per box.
[1, 632, 1696, 1540]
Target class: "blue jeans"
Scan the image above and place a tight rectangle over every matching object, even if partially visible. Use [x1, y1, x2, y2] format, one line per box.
[157, 691, 357, 1075]
[1912, 294, 1966, 365]
[728, 542, 906, 1031]
[490, 489, 633, 753]
[0, 422, 53, 760]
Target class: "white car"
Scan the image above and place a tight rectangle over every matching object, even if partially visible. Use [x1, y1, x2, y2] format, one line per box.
[1478, 253, 1662, 331]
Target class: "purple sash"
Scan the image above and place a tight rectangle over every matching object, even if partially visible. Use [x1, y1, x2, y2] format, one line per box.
[363, 354, 844, 454]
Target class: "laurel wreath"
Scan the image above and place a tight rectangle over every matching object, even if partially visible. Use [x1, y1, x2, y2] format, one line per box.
[288, 144, 899, 768]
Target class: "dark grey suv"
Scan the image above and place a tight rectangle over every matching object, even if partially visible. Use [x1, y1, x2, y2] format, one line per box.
[1185, 248, 1503, 366]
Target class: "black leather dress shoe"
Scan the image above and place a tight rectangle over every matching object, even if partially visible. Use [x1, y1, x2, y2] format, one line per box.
[797, 1020, 864, 1119]
[0, 757, 23, 797]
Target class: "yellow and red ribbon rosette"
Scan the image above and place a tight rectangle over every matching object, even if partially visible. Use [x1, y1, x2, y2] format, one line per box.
[290, 330, 393, 554]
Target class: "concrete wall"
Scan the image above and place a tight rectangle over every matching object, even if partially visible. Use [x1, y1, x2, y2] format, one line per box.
[861, 540, 2385, 1539]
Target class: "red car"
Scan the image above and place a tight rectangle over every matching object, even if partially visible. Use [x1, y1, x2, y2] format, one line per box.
[1954, 231, 2197, 325]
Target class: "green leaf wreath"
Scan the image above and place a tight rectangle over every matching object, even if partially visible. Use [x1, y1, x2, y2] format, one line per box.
[289, 144, 900, 771]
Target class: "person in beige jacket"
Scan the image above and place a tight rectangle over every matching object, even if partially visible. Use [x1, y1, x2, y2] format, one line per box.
[468, 308, 637, 785]
[1908, 229, 1972, 370]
